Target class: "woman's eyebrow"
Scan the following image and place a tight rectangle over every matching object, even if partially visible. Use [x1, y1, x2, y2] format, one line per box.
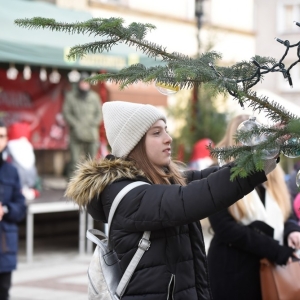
[150, 126, 168, 130]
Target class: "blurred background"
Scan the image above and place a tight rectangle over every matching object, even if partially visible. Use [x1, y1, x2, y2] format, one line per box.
[1, 0, 300, 299]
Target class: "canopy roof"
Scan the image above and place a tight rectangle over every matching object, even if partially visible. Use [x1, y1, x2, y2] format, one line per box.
[0, 0, 161, 71]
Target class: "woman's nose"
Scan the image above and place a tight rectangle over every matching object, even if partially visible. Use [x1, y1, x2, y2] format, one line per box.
[165, 133, 172, 144]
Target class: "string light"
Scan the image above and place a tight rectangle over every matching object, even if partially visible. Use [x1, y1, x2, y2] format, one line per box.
[39, 67, 47, 82]
[6, 63, 18, 80]
[68, 69, 80, 82]
[49, 69, 61, 84]
[208, 21, 300, 105]
[23, 65, 31, 80]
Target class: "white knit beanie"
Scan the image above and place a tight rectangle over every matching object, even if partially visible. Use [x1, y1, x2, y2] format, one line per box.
[103, 101, 167, 157]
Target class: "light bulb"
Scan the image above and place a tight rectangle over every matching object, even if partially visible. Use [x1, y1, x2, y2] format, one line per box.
[49, 69, 61, 84]
[155, 82, 180, 95]
[23, 65, 31, 80]
[68, 69, 80, 83]
[39, 68, 47, 82]
[7, 64, 18, 80]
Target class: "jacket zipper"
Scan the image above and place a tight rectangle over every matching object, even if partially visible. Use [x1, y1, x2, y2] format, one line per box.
[167, 274, 175, 300]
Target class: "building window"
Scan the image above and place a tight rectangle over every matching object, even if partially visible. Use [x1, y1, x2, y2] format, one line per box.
[278, 3, 300, 33]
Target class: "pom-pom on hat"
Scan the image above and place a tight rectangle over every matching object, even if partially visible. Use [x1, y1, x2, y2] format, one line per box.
[103, 101, 167, 157]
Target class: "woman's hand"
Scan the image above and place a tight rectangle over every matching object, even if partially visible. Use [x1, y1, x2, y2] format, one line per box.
[287, 231, 300, 249]
[286, 232, 300, 264]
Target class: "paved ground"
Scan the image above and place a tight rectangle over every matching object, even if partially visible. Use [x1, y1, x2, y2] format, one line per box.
[10, 250, 90, 300]
[9, 219, 213, 300]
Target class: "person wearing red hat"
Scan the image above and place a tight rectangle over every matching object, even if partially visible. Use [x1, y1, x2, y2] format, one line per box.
[189, 138, 214, 171]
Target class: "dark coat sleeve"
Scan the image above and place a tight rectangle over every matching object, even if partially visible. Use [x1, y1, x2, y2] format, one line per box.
[97, 164, 267, 232]
[184, 163, 233, 183]
[284, 214, 300, 244]
[209, 207, 295, 264]
[2, 164, 26, 223]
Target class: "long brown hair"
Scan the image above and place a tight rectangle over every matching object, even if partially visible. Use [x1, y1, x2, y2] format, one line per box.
[218, 114, 291, 221]
[129, 134, 186, 185]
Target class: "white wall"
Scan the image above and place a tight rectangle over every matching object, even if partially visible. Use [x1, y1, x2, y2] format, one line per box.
[210, 0, 254, 31]
[89, 3, 198, 56]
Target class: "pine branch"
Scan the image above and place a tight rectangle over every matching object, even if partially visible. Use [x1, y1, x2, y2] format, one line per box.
[15, 17, 181, 61]
[14, 17, 300, 179]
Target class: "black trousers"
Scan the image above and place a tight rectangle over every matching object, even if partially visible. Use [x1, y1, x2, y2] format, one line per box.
[0, 272, 12, 300]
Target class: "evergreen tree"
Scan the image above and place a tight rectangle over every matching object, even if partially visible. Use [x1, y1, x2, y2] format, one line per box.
[15, 17, 300, 179]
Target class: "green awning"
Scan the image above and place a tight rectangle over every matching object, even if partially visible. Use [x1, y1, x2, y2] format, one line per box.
[0, 0, 161, 71]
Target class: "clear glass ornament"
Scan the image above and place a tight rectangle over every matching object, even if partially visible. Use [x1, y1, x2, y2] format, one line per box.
[282, 138, 300, 158]
[260, 143, 280, 159]
[155, 82, 180, 95]
[237, 116, 280, 159]
[255, 133, 280, 159]
[217, 155, 226, 167]
[296, 170, 300, 188]
[237, 116, 263, 146]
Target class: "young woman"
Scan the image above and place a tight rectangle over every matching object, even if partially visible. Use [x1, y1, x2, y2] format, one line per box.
[66, 102, 277, 300]
[207, 114, 300, 300]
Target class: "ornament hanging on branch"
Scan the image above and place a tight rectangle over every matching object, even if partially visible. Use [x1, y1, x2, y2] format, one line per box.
[13, 17, 300, 179]
[155, 82, 180, 95]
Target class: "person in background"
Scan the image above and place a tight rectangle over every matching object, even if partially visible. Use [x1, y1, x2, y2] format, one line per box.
[65, 101, 278, 300]
[63, 72, 102, 178]
[293, 193, 300, 224]
[287, 160, 300, 202]
[6, 122, 40, 201]
[207, 114, 300, 300]
[188, 138, 214, 171]
[0, 121, 26, 300]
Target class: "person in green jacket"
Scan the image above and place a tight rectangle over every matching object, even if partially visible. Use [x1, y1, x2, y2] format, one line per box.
[63, 72, 102, 178]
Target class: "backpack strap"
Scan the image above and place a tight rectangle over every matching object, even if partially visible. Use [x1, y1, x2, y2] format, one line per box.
[86, 181, 151, 300]
[107, 181, 150, 249]
[115, 230, 151, 299]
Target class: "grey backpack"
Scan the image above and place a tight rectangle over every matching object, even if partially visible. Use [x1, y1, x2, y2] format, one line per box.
[86, 181, 151, 300]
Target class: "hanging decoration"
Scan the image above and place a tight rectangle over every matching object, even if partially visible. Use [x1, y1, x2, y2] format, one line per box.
[68, 69, 80, 83]
[49, 69, 61, 84]
[237, 116, 264, 146]
[155, 82, 180, 95]
[282, 138, 300, 158]
[39, 67, 47, 82]
[237, 116, 280, 159]
[6, 63, 18, 80]
[23, 65, 31, 80]
[296, 170, 300, 188]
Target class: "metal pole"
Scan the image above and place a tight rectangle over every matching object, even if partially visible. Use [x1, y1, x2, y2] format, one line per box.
[79, 210, 86, 254]
[26, 212, 34, 263]
[86, 214, 94, 254]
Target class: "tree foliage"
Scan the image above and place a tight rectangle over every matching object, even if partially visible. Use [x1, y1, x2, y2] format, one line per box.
[15, 17, 300, 179]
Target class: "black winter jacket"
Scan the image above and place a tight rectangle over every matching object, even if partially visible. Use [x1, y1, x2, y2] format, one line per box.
[207, 192, 300, 300]
[66, 157, 267, 300]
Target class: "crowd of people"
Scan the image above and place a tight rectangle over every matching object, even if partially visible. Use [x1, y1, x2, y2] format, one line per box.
[1, 80, 300, 299]
[66, 101, 300, 300]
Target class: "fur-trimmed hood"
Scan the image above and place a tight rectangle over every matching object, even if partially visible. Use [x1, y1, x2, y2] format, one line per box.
[65, 156, 146, 207]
